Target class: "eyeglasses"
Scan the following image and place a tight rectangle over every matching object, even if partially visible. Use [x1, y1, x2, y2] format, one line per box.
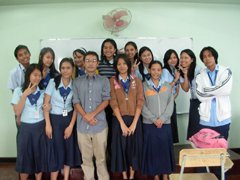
[85, 59, 98, 63]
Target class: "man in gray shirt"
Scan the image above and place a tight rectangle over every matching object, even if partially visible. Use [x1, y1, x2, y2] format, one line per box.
[73, 51, 110, 180]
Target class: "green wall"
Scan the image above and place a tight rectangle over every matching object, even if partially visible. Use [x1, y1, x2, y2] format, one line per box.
[0, 2, 239, 157]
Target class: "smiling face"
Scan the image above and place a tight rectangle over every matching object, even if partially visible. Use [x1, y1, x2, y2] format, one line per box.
[125, 44, 137, 61]
[73, 51, 84, 68]
[16, 48, 30, 67]
[84, 54, 99, 74]
[202, 50, 216, 70]
[140, 50, 153, 66]
[117, 58, 128, 75]
[60, 61, 73, 79]
[149, 63, 162, 81]
[103, 42, 116, 61]
[29, 69, 42, 85]
[168, 53, 178, 68]
[42, 52, 53, 68]
[180, 52, 193, 68]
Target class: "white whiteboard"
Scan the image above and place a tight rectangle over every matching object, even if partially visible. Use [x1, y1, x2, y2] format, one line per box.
[40, 37, 192, 114]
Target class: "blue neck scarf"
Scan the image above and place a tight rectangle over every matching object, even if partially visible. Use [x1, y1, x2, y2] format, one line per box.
[153, 85, 161, 92]
[144, 73, 151, 80]
[41, 73, 51, 88]
[121, 79, 130, 94]
[78, 68, 85, 76]
[28, 91, 41, 106]
[59, 87, 71, 101]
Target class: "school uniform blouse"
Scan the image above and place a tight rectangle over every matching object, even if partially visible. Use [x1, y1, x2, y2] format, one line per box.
[180, 66, 201, 99]
[135, 66, 149, 80]
[40, 70, 51, 89]
[110, 75, 144, 116]
[161, 68, 179, 95]
[45, 79, 73, 115]
[8, 64, 26, 91]
[11, 87, 44, 123]
[77, 67, 85, 76]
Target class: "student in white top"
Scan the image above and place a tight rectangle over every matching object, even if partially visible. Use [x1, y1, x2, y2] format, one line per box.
[44, 58, 80, 180]
[135, 46, 154, 81]
[179, 49, 202, 139]
[161, 49, 181, 143]
[11, 64, 46, 180]
[73, 48, 87, 77]
[196, 46, 232, 140]
[124, 41, 140, 74]
[8, 45, 31, 92]
[38, 47, 59, 89]
[8, 45, 31, 147]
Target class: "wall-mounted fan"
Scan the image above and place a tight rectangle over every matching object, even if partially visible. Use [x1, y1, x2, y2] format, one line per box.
[102, 8, 132, 35]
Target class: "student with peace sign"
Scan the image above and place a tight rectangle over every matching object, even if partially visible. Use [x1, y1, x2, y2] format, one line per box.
[11, 64, 46, 180]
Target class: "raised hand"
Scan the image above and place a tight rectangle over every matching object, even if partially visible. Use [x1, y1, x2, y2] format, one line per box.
[174, 70, 180, 81]
[132, 60, 140, 71]
[23, 82, 37, 97]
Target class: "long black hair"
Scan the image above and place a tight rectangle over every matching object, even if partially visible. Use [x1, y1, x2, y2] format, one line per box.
[114, 54, 132, 82]
[38, 47, 59, 78]
[180, 49, 196, 84]
[22, 63, 43, 92]
[100, 38, 118, 63]
[54, 57, 75, 89]
[163, 49, 179, 78]
[138, 46, 154, 82]
[124, 41, 138, 62]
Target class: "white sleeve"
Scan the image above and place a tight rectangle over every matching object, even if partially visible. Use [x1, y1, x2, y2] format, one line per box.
[203, 68, 232, 96]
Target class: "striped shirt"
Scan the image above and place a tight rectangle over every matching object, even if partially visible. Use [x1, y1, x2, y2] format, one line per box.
[97, 59, 115, 79]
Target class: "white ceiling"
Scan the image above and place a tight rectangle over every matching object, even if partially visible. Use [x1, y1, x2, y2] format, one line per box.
[0, 0, 239, 6]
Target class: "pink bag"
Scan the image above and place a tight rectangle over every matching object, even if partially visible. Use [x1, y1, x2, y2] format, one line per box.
[189, 128, 228, 149]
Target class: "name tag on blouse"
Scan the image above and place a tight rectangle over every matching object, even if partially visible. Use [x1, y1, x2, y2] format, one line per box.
[62, 109, 68, 117]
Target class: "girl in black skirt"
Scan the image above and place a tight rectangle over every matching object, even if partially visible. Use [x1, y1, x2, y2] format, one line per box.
[142, 61, 175, 180]
[11, 64, 46, 180]
[162, 49, 181, 143]
[44, 58, 80, 180]
[110, 54, 144, 180]
[179, 49, 202, 139]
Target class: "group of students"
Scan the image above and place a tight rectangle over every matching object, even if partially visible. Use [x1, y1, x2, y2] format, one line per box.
[8, 38, 232, 180]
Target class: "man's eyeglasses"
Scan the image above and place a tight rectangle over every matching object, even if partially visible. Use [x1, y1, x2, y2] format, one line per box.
[85, 59, 98, 63]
